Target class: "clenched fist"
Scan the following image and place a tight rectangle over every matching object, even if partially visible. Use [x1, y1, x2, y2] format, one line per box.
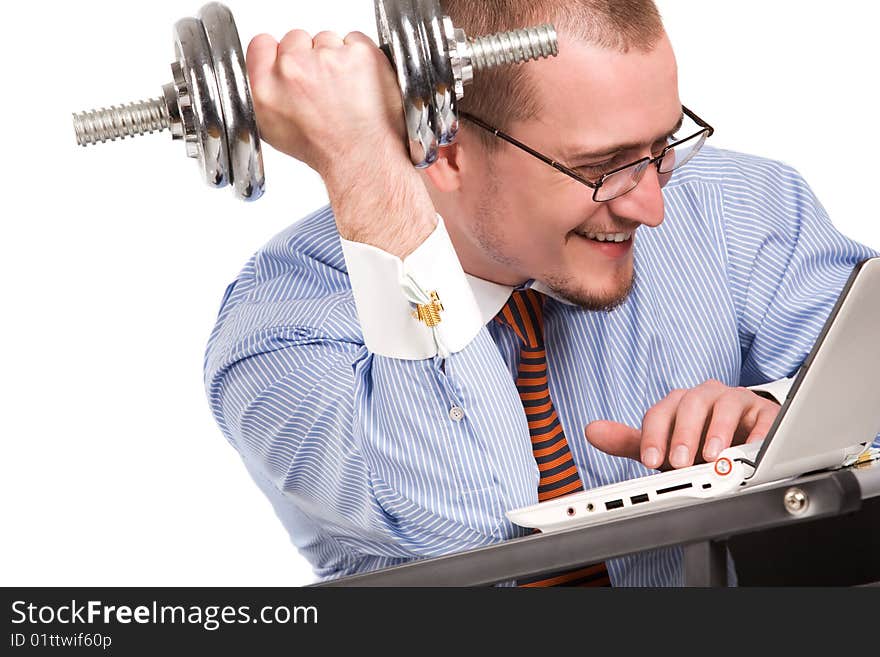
[585, 379, 782, 470]
[246, 29, 438, 258]
[246, 30, 408, 179]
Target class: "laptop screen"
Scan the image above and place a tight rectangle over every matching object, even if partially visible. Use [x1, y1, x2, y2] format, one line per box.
[749, 257, 880, 485]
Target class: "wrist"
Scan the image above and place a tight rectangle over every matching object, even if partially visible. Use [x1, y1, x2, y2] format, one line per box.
[323, 151, 437, 259]
[339, 209, 437, 258]
[320, 140, 413, 191]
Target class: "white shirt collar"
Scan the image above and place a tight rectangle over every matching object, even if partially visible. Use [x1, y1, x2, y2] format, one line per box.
[464, 273, 575, 325]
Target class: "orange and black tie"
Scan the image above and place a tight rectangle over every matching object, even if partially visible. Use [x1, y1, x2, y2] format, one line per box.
[494, 289, 611, 587]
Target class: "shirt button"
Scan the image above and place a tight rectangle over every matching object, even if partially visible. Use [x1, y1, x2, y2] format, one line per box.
[449, 406, 465, 422]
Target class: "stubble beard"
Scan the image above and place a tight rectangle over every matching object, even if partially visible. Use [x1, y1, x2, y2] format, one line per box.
[542, 265, 637, 312]
[474, 201, 636, 312]
[473, 173, 637, 312]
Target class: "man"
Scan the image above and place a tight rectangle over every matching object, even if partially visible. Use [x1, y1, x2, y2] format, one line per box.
[203, 0, 878, 584]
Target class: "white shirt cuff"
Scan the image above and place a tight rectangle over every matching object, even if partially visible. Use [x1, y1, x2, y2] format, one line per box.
[339, 213, 483, 360]
[747, 375, 796, 404]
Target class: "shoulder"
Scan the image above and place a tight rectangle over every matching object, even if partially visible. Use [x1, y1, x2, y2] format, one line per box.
[250, 204, 350, 297]
[661, 145, 824, 241]
[209, 205, 362, 353]
[232, 203, 353, 308]
[665, 145, 810, 201]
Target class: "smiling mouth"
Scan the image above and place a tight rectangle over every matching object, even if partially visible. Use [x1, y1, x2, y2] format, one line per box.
[571, 229, 635, 243]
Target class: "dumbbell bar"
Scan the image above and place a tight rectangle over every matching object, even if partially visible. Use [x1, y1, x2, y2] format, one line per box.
[72, 1, 558, 201]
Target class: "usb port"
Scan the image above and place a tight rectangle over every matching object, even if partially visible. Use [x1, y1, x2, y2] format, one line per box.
[605, 499, 624, 510]
[630, 493, 649, 505]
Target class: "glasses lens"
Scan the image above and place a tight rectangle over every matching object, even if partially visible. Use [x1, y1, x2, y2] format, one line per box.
[594, 159, 650, 202]
[658, 130, 708, 174]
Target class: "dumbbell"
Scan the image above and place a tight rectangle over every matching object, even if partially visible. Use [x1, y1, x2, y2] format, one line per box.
[72, 0, 558, 201]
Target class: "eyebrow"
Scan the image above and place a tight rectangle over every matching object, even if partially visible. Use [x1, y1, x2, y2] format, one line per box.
[567, 112, 685, 163]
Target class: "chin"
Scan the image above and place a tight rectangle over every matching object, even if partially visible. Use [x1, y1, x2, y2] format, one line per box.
[546, 263, 636, 312]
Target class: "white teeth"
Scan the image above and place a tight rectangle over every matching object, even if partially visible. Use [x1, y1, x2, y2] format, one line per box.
[579, 231, 632, 242]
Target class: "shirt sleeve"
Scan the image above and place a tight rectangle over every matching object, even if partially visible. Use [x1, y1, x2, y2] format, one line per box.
[721, 156, 880, 446]
[721, 156, 879, 384]
[339, 213, 484, 360]
[204, 291, 539, 578]
[746, 376, 795, 404]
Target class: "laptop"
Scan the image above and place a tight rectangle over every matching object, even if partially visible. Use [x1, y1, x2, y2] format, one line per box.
[507, 257, 880, 533]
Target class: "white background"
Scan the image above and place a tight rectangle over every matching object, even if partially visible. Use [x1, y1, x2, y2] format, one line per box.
[1, 1, 878, 586]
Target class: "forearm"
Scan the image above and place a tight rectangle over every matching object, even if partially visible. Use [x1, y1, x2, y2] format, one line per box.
[323, 152, 437, 259]
[211, 330, 528, 560]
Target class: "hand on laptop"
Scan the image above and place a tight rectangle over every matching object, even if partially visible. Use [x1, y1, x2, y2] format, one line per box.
[584, 379, 782, 470]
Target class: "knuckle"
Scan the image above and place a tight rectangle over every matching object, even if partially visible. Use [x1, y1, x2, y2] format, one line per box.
[678, 388, 707, 412]
[249, 33, 275, 50]
[246, 35, 276, 72]
[315, 44, 340, 58]
[277, 54, 304, 81]
[277, 30, 311, 56]
[283, 28, 311, 41]
[313, 30, 340, 44]
[348, 36, 376, 53]
[641, 404, 660, 423]
[641, 405, 669, 433]
[718, 386, 743, 403]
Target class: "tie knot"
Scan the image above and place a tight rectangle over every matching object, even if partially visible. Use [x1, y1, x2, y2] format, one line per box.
[494, 289, 546, 348]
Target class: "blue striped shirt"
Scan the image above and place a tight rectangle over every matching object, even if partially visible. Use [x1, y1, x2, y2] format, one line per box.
[203, 146, 878, 585]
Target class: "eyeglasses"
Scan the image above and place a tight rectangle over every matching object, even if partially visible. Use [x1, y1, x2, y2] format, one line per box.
[460, 105, 714, 202]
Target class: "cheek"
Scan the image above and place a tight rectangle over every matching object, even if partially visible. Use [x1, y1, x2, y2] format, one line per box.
[493, 168, 601, 243]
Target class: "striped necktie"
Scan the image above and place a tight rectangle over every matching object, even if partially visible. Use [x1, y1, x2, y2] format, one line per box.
[495, 289, 611, 587]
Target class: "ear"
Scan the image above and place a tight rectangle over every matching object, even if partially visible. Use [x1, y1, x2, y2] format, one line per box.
[422, 142, 464, 193]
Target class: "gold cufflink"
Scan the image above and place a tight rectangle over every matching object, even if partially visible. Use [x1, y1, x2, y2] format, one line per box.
[412, 291, 444, 328]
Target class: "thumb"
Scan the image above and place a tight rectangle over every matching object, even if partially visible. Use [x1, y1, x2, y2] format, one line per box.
[585, 420, 642, 461]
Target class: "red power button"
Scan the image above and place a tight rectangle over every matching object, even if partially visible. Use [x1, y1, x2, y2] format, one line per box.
[714, 457, 733, 476]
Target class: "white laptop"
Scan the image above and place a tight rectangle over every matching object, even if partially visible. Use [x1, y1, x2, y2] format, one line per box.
[507, 257, 880, 533]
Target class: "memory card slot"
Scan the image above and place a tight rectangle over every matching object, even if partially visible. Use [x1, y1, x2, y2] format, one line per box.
[655, 482, 693, 495]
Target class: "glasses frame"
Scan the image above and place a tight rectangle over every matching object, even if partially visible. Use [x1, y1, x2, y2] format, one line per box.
[459, 105, 715, 202]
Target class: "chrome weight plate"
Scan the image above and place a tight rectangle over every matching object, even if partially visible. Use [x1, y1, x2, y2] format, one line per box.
[376, 0, 441, 168]
[198, 2, 265, 201]
[173, 16, 230, 188]
[411, 0, 458, 146]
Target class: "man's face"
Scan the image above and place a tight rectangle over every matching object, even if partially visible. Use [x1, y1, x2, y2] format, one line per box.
[442, 32, 681, 310]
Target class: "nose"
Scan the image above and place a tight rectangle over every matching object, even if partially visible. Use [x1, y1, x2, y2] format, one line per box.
[606, 162, 665, 228]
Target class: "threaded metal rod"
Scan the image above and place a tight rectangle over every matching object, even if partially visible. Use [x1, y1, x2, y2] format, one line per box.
[73, 98, 170, 146]
[469, 24, 558, 72]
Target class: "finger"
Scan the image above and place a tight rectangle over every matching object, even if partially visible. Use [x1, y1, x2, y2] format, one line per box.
[701, 388, 753, 461]
[640, 388, 687, 469]
[278, 29, 313, 55]
[246, 34, 279, 86]
[343, 30, 378, 47]
[584, 420, 642, 461]
[667, 383, 723, 468]
[744, 403, 780, 445]
[312, 30, 345, 49]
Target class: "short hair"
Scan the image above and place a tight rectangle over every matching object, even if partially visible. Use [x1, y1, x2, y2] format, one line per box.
[440, 0, 665, 151]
